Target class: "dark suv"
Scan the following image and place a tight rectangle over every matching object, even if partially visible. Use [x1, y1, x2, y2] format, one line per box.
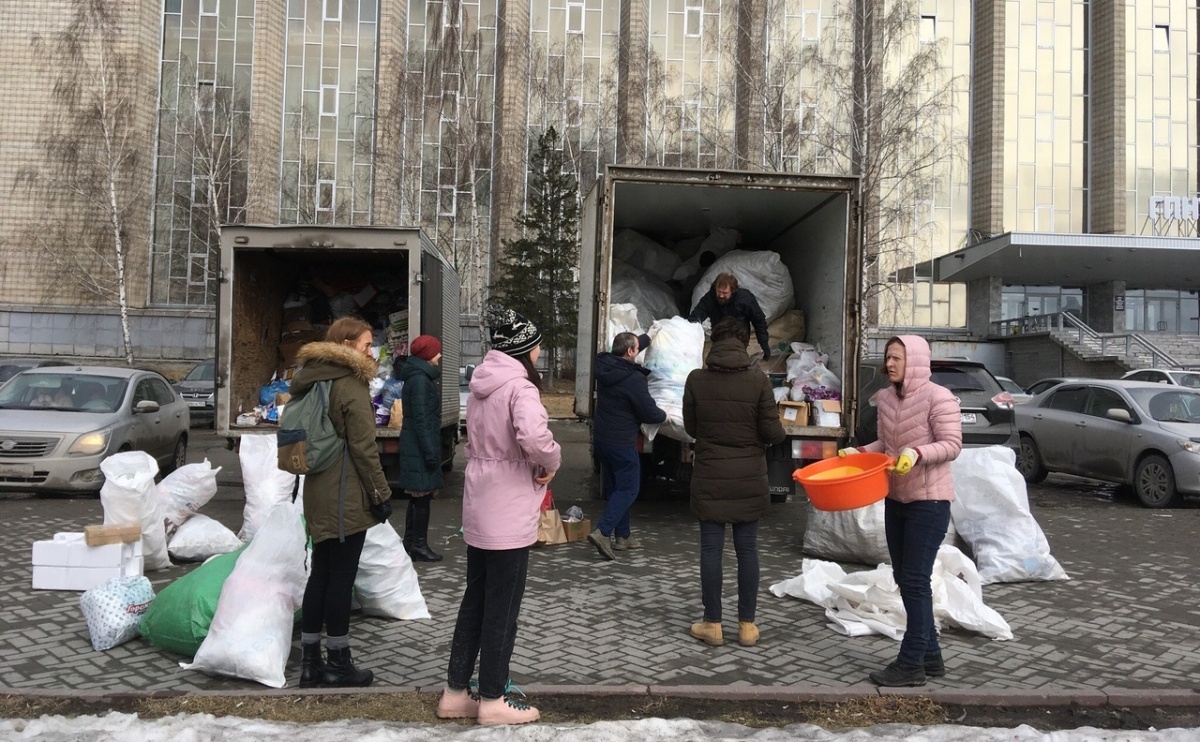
[855, 358, 1018, 451]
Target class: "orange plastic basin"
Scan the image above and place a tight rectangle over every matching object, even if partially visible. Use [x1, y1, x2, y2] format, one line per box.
[792, 452, 893, 511]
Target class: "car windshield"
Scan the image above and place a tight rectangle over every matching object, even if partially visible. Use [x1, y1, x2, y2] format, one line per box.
[997, 378, 1024, 395]
[185, 362, 215, 382]
[1130, 389, 1200, 423]
[1168, 372, 1200, 389]
[0, 373, 126, 413]
[0, 365, 31, 384]
[930, 367, 989, 393]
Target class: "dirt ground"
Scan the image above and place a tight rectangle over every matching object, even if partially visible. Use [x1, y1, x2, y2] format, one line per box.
[541, 378, 577, 419]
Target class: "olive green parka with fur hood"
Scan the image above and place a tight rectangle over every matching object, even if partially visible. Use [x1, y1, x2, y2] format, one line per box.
[290, 341, 392, 543]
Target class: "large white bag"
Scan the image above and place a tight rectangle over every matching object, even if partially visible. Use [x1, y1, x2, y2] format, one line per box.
[692, 249, 795, 324]
[182, 503, 307, 688]
[950, 446, 1069, 584]
[802, 499, 960, 566]
[354, 522, 431, 620]
[640, 317, 705, 443]
[168, 514, 244, 562]
[611, 261, 682, 330]
[238, 434, 297, 542]
[605, 303, 645, 354]
[99, 452, 170, 571]
[613, 229, 682, 283]
[157, 460, 221, 538]
[79, 575, 155, 651]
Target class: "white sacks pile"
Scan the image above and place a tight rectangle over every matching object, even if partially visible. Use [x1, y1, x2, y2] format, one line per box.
[640, 317, 705, 443]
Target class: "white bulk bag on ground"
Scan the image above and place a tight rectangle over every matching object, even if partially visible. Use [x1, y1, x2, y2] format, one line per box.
[613, 229, 683, 283]
[691, 249, 795, 324]
[770, 545, 1013, 641]
[611, 261, 682, 330]
[640, 317, 705, 444]
[79, 575, 155, 651]
[802, 499, 961, 566]
[950, 446, 1069, 584]
[182, 503, 307, 688]
[168, 514, 244, 563]
[157, 460, 221, 538]
[99, 452, 170, 571]
[353, 522, 430, 620]
[238, 434, 297, 542]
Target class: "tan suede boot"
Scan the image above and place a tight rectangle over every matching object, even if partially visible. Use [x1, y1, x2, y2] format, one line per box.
[738, 621, 760, 647]
[689, 621, 724, 646]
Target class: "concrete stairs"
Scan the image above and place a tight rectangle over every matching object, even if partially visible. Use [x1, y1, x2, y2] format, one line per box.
[1050, 330, 1200, 371]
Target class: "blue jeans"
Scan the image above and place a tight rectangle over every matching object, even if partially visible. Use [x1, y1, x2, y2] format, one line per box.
[699, 519, 760, 622]
[595, 442, 640, 538]
[884, 498, 951, 668]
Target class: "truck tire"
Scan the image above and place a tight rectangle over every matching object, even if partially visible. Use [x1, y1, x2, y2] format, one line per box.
[441, 427, 456, 472]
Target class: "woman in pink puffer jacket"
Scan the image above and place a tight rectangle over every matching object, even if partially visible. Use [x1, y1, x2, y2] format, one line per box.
[855, 335, 962, 687]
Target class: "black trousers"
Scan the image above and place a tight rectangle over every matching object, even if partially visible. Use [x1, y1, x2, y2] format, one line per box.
[699, 519, 760, 623]
[446, 545, 530, 699]
[301, 529, 367, 637]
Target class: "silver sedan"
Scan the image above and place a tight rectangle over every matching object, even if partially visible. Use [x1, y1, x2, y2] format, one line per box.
[1015, 379, 1200, 508]
[0, 366, 190, 493]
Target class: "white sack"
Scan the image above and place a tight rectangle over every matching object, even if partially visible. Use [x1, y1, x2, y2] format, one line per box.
[99, 452, 170, 571]
[238, 434, 297, 542]
[182, 503, 307, 688]
[802, 499, 960, 566]
[950, 446, 1069, 584]
[691, 249, 795, 323]
[611, 261, 682, 330]
[671, 228, 742, 283]
[640, 317, 705, 443]
[605, 303, 645, 355]
[613, 229, 683, 283]
[769, 545, 1013, 641]
[354, 522, 431, 620]
[79, 576, 155, 651]
[157, 460, 221, 538]
[168, 514, 244, 563]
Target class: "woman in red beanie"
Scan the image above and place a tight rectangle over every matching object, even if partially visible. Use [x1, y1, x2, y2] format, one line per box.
[398, 334, 445, 561]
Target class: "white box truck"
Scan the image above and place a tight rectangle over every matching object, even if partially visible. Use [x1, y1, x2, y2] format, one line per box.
[574, 165, 863, 500]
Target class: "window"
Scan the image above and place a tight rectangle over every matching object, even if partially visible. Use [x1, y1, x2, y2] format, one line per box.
[798, 103, 817, 135]
[568, 0, 584, 34]
[439, 186, 456, 217]
[1154, 116, 1171, 146]
[566, 96, 582, 128]
[316, 180, 335, 212]
[1036, 19, 1055, 49]
[682, 101, 700, 132]
[1035, 112, 1054, 142]
[919, 15, 936, 44]
[201, 0, 218, 16]
[193, 177, 210, 205]
[1084, 388, 1128, 418]
[441, 90, 458, 121]
[196, 80, 215, 112]
[324, 0, 340, 22]
[1154, 25, 1169, 52]
[685, 0, 702, 38]
[150, 379, 178, 406]
[321, 85, 338, 116]
[802, 10, 820, 42]
[1046, 387, 1088, 413]
[133, 380, 157, 406]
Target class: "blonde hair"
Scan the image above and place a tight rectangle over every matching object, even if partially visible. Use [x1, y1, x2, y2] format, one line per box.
[325, 316, 372, 345]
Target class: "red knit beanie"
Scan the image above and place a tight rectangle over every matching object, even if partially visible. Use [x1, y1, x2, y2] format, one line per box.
[410, 335, 442, 361]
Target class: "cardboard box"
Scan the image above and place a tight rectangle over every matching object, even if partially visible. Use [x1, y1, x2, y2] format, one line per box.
[283, 304, 313, 325]
[84, 523, 142, 546]
[778, 401, 809, 427]
[814, 400, 842, 427]
[562, 518, 591, 543]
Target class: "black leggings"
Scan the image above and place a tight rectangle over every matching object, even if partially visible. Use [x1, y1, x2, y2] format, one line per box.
[301, 530, 367, 637]
[446, 545, 529, 700]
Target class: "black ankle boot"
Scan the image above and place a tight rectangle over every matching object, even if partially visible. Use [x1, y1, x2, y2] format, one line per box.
[321, 647, 373, 687]
[410, 498, 443, 562]
[402, 499, 416, 555]
[299, 642, 325, 688]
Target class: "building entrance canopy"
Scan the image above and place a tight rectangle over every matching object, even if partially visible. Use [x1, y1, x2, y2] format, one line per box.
[931, 232, 1200, 290]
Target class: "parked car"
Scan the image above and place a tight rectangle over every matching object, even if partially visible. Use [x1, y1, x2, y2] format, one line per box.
[174, 359, 215, 423]
[458, 365, 475, 436]
[855, 358, 1018, 451]
[995, 375, 1033, 404]
[1015, 379, 1200, 508]
[0, 358, 70, 384]
[1121, 368, 1200, 389]
[0, 366, 190, 493]
[1024, 377, 1086, 397]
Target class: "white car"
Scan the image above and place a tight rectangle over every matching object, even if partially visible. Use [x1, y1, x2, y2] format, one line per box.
[1121, 369, 1200, 390]
[995, 375, 1033, 404]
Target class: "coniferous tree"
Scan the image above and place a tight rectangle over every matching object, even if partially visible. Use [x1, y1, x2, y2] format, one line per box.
[492, 127, 580, 386]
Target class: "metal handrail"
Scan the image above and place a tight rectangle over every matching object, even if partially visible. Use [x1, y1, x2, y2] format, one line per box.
[990, 312, 1188, 369]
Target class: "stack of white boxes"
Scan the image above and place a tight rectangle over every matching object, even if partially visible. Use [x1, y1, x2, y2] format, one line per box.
[31, 532, 144, 591]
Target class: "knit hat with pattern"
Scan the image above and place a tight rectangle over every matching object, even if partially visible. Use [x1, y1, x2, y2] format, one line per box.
[484, 305, 542, 357]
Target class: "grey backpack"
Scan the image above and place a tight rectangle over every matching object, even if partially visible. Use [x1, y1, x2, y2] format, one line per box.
[276, 381, 341, 475]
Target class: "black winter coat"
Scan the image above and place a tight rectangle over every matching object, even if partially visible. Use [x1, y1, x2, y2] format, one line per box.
[397, 357, 445, 492]
[683, 338, 785, 523]
[688, 287, 772, 358]
[593, 352, 667, 447]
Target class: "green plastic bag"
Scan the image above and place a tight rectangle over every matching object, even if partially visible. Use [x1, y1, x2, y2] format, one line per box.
[138, 544, 248, 657]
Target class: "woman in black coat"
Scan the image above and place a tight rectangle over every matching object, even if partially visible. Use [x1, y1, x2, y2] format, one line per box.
[398, 334, 445, 562]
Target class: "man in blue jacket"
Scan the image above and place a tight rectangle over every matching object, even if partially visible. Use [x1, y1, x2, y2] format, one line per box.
[588, 332, 667, 561]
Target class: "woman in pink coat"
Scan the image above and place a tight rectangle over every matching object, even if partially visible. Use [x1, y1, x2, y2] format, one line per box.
[848, 335, 962, 687]
[436, 306, 561, 726]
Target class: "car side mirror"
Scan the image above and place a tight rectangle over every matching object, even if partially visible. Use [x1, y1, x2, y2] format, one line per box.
[1106, 408, 1132, 423]
[135, 400, 160, 414]
[465, 365, 476, 382]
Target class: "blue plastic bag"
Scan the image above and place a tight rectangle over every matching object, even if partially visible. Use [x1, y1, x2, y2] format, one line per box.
[259, 378, 290, 406]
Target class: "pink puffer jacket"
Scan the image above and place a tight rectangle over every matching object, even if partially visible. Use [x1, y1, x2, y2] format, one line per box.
[860, 335, 962, 502]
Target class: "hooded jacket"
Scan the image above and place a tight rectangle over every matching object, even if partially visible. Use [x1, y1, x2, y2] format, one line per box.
[462, 350, 562, 550]
[290, 341, 392, 543]
[593, 352, 666, 447]
[860, 335, 962, 503]
[683, 338, 786, 522]
[688, 287, 771, 356]
[397, 356, 445, 492]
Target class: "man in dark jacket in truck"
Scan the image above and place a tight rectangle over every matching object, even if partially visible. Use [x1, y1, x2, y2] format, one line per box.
[588, 332, 667, 561]
[688, 272, 772, 360]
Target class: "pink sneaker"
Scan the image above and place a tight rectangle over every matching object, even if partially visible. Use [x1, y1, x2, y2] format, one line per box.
[436, 687, 480, 719]
[477, 695, 540, 725]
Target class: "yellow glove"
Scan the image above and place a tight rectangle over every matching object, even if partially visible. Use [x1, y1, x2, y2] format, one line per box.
[890, 447, 920, 475]
[837, 447, 860, 458]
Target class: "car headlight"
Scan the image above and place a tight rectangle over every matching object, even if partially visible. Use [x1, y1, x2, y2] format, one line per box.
[69, 430, 111, 456]
[1178, 438, 1200, 454]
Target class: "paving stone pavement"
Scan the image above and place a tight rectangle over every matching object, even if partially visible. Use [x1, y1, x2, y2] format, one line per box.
[2, 421, 1199, 694]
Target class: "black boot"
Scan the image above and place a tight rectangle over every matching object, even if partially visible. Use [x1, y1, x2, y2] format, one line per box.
[402, 499, 416, 555]
[321, 646, 373, 687]
[410, 497, 443, 562]
[299, 642, 324, 688]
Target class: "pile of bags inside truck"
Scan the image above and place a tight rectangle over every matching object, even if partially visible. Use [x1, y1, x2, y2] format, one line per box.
[606, 227, 838, 442]
[239, 269, 408, 430]
[79, 438, 429, 688]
